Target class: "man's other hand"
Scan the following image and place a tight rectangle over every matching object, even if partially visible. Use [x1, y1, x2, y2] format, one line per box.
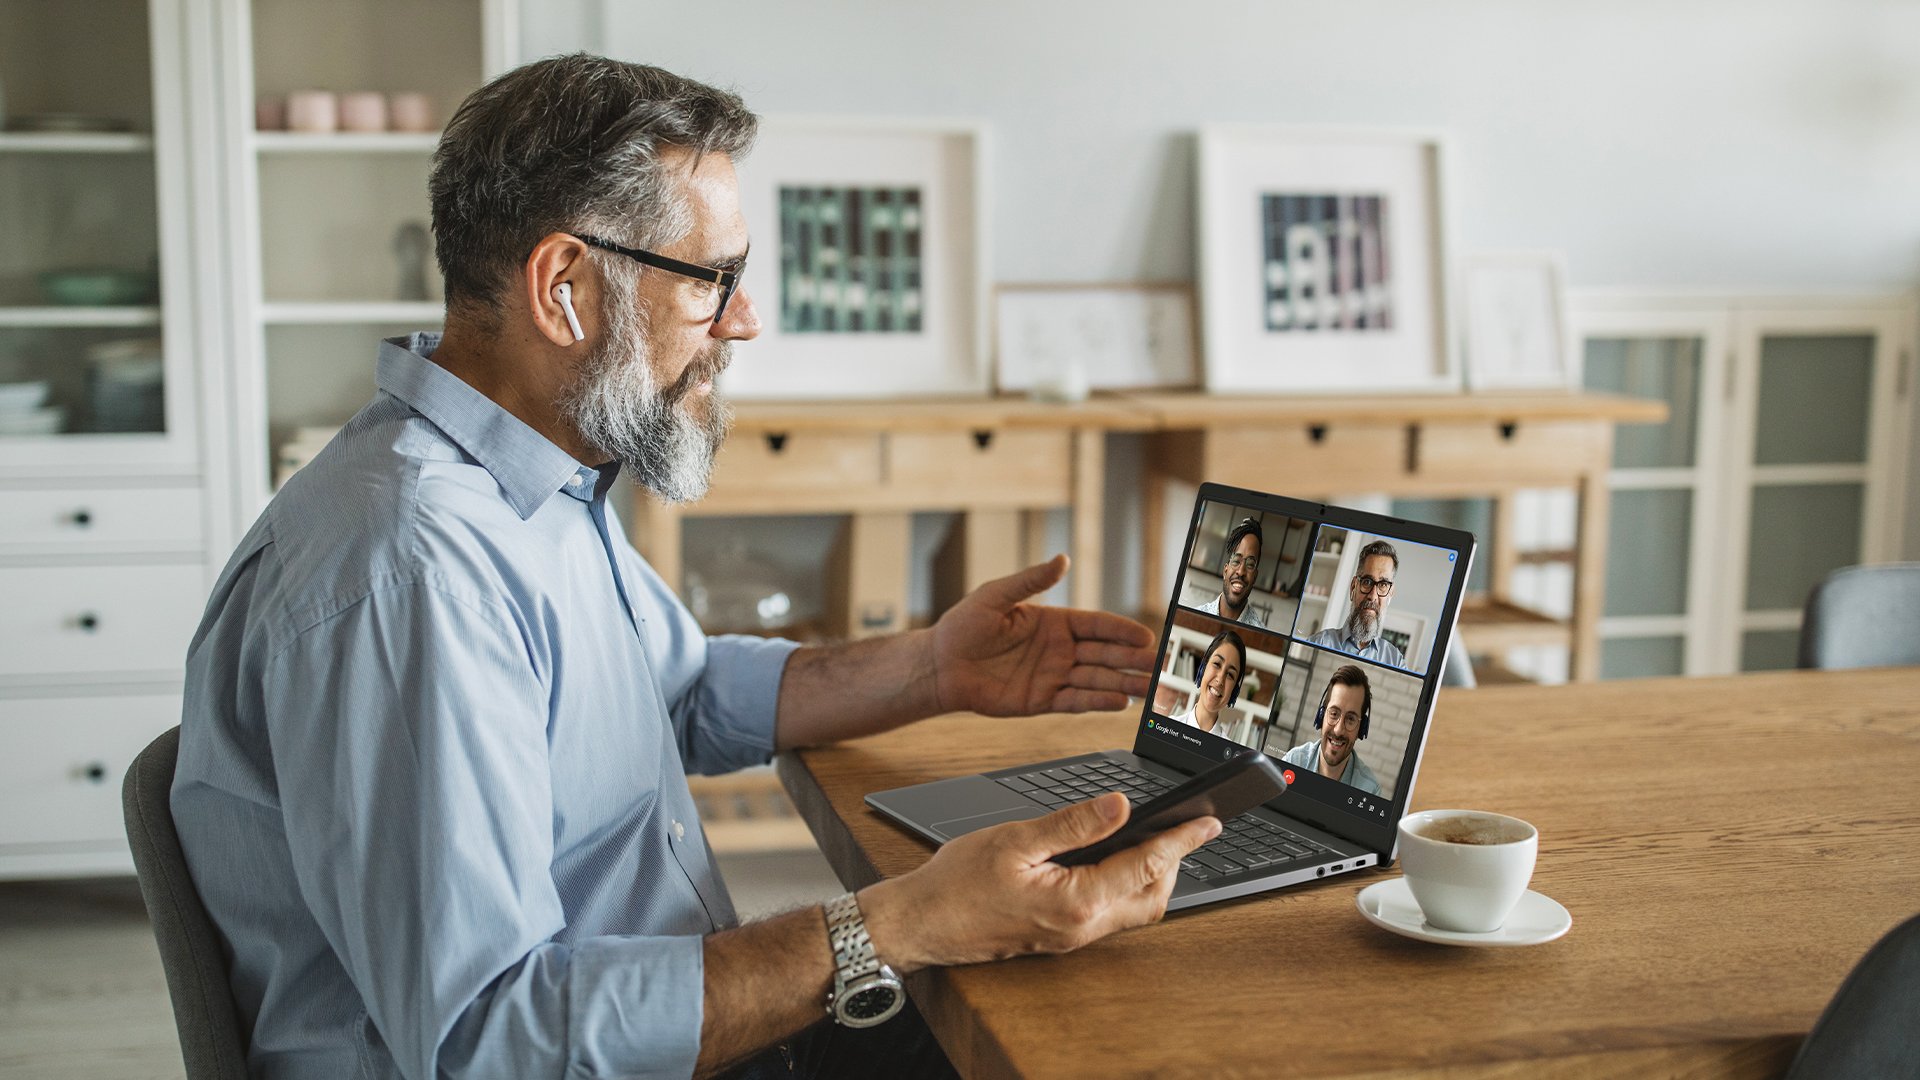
[858, 793, 1220, 971]
[931, 555, 1157, 716]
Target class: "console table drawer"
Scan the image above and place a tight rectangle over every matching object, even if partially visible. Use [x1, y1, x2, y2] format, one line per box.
[888, 430, 1073, 505]
[707, 432, 883, 508]
[1419, 420, 1612, 484]
[1200, 423, 1406, 494]
[0, 487, 204, 553]
[0, 565, 205, 678]
[0, 695, 177, 846]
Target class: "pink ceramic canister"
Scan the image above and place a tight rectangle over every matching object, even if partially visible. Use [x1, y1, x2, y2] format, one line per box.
[388, 92, 434, 133]
[286, 90, 338, 133]
[339, 91, 388, 133]
[255, 95, 287, 131]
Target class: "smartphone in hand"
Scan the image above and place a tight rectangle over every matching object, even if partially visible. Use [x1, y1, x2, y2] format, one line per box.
[1052, 749, 1288, 867]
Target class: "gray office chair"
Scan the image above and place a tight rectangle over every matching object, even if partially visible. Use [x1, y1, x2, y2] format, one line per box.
[1782, 912, 1920, 1078]
[1440, 635, 1477, 688]
[123, 727, 250, 1080]
[1797, 563, 1920, 670]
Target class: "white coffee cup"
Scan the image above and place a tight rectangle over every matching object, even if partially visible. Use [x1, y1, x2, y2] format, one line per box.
[1397, 809, 1537, 933]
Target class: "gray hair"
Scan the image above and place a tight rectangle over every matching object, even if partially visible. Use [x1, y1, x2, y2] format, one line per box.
[429, 53, 757, 320]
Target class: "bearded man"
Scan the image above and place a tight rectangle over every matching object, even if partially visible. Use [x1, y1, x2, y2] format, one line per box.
[1307, 539, 1407, 668]
[171, 55, 1215, 1080]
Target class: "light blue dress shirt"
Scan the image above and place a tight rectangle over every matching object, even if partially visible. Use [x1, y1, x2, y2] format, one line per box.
[1305, 626, 1408, 669]
[172, 334, 799, 1080]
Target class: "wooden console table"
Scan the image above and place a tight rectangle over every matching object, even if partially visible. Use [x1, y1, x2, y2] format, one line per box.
[1124, 391, 1668, 681]
[630, 392, 1665, 677]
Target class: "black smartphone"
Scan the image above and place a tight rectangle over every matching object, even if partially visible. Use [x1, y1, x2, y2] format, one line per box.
[1051, 749, 1288, 867]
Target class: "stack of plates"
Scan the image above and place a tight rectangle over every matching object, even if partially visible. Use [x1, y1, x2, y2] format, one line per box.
[275, 427, 340, 488]
[87, 339, 165, 433]
[0, 380, 62, 437]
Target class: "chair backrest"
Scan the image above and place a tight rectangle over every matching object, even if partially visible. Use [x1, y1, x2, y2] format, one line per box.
[122, 727, 251, 1080]
[1783, 912, 1920, 1078]
[1798, 563, 1920, 670]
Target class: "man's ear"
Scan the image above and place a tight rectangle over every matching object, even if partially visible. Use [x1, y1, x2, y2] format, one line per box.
[525, 232, 591, 347]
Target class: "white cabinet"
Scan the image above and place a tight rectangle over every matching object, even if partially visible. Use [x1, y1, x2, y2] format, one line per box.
[0, 0, 221, 878]
[1566, 293, 1915, 678]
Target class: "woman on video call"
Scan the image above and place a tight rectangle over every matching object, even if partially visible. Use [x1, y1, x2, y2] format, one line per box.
[1172, 628, 1257, 747]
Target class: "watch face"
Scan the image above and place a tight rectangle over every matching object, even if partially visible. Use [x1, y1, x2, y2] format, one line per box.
[845, 985, 899, 1021]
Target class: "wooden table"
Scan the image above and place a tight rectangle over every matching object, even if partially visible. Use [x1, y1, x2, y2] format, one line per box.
[1125, 391, 1669, 681]
[775, 668, 1920, 1078]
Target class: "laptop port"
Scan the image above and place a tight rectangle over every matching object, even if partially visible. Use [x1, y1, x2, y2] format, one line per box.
[1331, 863, 1344, 871]
[1315, 867, 1325, 877]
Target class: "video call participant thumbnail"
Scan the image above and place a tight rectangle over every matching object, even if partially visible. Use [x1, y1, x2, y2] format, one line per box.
[1197, 517, 1266, 628]
[1171, 626, 1247, 740]
[1281, 664, 1382, 795]
[1307, 539, 1405, 668]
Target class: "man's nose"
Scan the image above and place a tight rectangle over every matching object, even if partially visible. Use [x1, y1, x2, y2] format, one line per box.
[713, 286, 762, 341]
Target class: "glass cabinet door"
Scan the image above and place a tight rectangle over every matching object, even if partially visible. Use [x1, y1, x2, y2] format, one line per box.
[1570, 305, 1729, 679]
[1730, 311, 1908, 672]
[0, 0, 197, 470]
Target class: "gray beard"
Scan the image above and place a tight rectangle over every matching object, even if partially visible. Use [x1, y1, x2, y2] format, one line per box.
[557, 292, 732, 504]
[1345, 605, 1381, 647]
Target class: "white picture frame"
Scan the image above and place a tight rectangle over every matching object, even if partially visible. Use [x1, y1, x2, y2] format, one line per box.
[1196, 125, 1456, 393]
[993, 283, 1198, 395]
[1458, 251, 1571, 390]
[721, 116, 990, 400]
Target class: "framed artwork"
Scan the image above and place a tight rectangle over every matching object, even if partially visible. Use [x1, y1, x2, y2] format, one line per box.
[994, 283, 1197, 397]
[721, 117, 990, 400]
[1458, 251, 1571, 390]
[1196, 125, 1456, 393]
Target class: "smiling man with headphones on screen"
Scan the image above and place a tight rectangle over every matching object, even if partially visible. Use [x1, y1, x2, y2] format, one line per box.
[1281, 664, 1383, 795]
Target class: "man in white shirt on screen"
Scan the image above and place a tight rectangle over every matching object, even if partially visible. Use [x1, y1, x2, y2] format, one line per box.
[1197, 517, 1266, 628]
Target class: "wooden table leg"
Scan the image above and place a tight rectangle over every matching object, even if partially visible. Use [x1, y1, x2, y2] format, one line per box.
[1070, 428, 1105, 611]
[828, 511, 911, 639]
[628, 493, 684, 596]
[1571, 470, 1612, 682]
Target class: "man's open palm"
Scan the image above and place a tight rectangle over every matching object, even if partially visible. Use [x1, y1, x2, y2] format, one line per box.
[931, 556, 1158, 716]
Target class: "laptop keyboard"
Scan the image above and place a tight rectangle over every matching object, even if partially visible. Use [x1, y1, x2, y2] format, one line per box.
[994, 759, 1331, 881]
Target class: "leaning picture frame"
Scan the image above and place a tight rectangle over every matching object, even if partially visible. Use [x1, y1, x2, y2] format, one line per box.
[1457, 250, 1572, 390]
[994, 283, 1198, 396]
[720, 116, 991, 400]
[1196, 125, 1456, 393]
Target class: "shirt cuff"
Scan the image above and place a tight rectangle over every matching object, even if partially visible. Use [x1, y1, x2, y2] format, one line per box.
[567, 933, 706, 1080]
[685, 634, 801, 773]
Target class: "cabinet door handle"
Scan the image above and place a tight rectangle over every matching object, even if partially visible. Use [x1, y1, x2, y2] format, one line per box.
[71, 509, 94, 528]
[77, 612, 101, 632]
[765, 432, 789, 454]
[972, 429, 994, 450]
[83, 762, 109, 784]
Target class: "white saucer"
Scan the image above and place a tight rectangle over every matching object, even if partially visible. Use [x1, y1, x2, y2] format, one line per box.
[1356, 877, 1571, 947]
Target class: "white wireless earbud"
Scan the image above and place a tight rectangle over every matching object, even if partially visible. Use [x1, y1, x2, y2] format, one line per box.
[554, 282, 584, 341]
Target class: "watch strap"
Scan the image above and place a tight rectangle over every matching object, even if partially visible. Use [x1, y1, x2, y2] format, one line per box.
[825, 891, 881, 982]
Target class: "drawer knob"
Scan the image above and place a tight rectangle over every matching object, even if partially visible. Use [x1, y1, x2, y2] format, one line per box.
[1499, 421, 1518, 441]
[77, 612, 101, 632]
[765, 432, 789, 454]
[83, 762, 108, 784]
[1308, 424, 1328, 444]
[71, 509, 94, 528]
[972, 429, 994, 450]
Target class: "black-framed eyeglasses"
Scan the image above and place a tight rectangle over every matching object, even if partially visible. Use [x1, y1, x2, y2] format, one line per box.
[575, 233, 743, 324]
[1354, 575, 1395, 596]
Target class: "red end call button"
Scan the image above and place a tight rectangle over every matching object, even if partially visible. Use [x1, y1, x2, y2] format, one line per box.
[1282, 768, 1296, 785]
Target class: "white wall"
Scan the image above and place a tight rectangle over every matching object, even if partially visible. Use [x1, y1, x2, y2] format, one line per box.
[524, 0, 1920, 604]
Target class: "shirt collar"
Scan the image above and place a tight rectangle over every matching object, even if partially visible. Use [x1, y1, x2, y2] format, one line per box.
[376, 333, 608, 519]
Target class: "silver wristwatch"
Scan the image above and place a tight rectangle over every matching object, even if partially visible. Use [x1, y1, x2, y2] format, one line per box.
[823, 891, 905, 1028]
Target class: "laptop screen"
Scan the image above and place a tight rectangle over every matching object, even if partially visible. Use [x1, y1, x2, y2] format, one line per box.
[1136, 484, 1474, 840]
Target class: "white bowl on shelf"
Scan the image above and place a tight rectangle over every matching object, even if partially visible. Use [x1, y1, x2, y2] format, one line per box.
[0, 406, 66, 436]
[0, 381, 51, 414]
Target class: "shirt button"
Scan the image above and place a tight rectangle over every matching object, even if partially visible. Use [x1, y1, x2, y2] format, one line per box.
[672, 820, 686, 841]
[566, 474, 584, 488]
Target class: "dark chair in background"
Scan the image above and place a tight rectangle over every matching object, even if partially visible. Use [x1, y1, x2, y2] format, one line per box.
[1797, 563, 1920, 670]
[1782, 913, 1920, 1079]
[122, 727, 250, 1080]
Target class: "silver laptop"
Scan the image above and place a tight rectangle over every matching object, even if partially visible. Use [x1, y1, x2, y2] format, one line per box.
[867, 482, 1476, 910]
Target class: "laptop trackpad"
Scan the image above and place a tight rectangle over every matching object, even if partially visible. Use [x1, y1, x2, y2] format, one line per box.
[931, 805, 1047, 840]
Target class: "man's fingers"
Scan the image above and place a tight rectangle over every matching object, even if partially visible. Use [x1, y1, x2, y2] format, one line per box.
[1064, 609, 1155, 648]
[1010, 792, 1128, 860]
[1098, 815, 1220, 894]
[970, 554, 1070, 612]
[1061, 664, 1152, 696]
[1072, 638, 1159, 672]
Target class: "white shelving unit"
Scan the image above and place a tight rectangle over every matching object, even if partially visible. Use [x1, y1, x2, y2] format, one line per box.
[216, 0, 517, 512]
[0, 0, 225, 879]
